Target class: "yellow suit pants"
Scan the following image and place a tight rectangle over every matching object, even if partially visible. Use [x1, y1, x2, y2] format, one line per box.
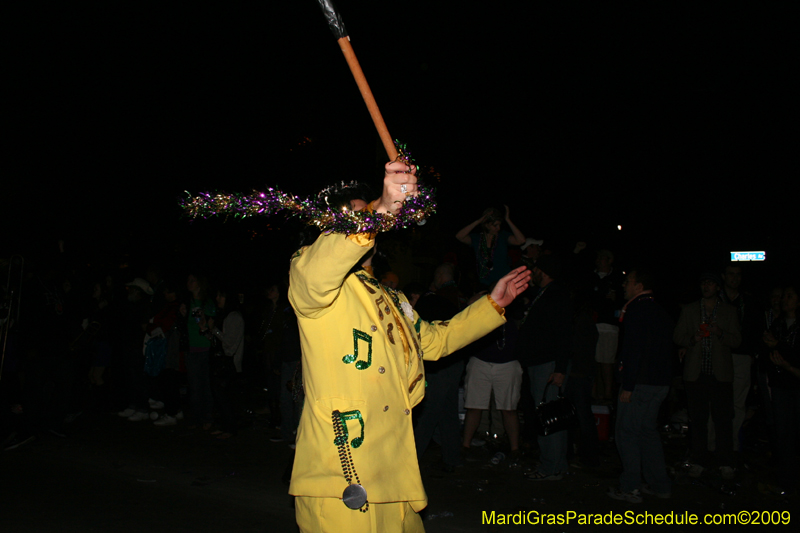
[296, 497, 425, 533]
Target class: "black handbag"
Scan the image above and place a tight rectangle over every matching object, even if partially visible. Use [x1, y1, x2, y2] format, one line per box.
[533, 382, 577, 436]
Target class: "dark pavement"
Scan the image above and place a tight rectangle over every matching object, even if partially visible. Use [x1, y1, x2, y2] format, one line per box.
[2, 409, 796, 532]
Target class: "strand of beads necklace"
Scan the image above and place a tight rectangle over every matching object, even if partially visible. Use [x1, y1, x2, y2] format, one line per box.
[479, 231, 497, 280]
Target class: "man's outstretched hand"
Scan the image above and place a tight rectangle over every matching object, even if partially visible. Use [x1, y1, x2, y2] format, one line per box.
[373, 161, 417, 215]
[490, 266, 532, 308]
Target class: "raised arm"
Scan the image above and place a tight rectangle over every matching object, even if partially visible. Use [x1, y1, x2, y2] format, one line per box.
[372, 160, 418, 215]
[455, 211, 488, 245]
[418, 266, 530, 361]
[289, 160, 416, 319]
[503, 205, 526, 246]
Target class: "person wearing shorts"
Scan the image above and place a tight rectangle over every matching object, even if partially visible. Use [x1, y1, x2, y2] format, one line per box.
[590, 250, 623, 403]
[461, 321, 522, 459]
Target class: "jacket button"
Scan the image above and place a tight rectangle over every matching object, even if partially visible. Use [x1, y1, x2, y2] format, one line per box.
[371, 325, 378, 332]
[378, 366, 385, 374]
[384, 405, 389, 411]
[404, 409, 410, 415]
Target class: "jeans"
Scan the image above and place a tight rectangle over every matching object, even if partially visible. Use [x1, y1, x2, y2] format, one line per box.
[772, 387, 800, 489]
[708, 353, 751, 452]
[615, 384, 671, 494]
[528, 361, 568, 475]
[564, 375, 600, 465]
[122, 346, 148, 412]
[414, 359, 464, 467]
[156, 368, 182, 417]
[686, 374, 734, 466]
[186, 349, 213, 424]
[211, 356, 240, 433]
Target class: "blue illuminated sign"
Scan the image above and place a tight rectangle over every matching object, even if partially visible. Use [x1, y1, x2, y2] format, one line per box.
[730, 251, 765, 262]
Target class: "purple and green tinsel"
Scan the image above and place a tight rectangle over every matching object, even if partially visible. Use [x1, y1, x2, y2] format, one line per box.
[180, 185, 436, 234]
[179, 142, 436, 234]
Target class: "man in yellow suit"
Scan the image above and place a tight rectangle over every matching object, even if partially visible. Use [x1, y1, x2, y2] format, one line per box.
[289, 160, 531, 532]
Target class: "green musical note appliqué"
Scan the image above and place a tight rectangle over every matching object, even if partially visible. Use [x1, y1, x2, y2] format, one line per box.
[342, 329, 373, 370]
[333, 410, 364, 448]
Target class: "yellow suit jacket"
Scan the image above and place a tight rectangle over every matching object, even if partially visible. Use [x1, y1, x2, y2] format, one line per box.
[288, 231, 505, 511]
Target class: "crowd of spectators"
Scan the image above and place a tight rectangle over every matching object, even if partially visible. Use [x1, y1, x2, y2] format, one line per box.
[1, 207, 798, 504]
[0, 250, 293, 447]
[443, 205, 799, 499]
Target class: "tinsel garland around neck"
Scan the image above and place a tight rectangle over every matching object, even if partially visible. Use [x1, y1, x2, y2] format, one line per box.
[179, 143, 436, 234]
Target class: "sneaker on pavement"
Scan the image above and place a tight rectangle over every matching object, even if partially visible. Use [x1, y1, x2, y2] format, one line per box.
[607, 487, 643, 503]
[148, 399, 165, 410]
[118, 408, 136, 418]
[640, 484, 672, 499]
[720, 466, 735, 480]
[128, 411, 150, 422]
[154, 414, 177, 426]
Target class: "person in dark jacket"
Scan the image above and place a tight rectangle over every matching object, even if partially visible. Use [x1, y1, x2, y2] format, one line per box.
[413, 263, 467, 472]
[712, 264, 763, 454]
[674, 273, 741, 479]
[152, 280, 183, 426]
[763, 283, 800, 493]
[274, 299, 302, 446]
[565, 291, 600, 468]
[516, 255, 573, 481]
[116, 278, 154, 422]
[608, 268, 674, 503]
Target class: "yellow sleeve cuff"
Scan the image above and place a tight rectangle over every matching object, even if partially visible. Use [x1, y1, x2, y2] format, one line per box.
[347, 233, 375, 247]
[486, 294, 505, 316]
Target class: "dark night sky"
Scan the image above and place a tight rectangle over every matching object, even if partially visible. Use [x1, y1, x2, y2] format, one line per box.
[5, 2, 796, 291]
